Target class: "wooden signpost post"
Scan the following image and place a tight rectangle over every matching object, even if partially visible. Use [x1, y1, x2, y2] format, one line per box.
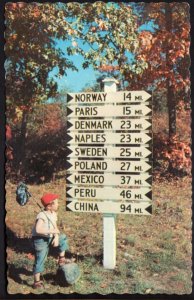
[66, 78, 152, 269]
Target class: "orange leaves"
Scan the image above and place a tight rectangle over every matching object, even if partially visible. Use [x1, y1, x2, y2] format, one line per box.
[6, 124, 12, 141]
[9, 34, 18, 41]
[180, 24, 190, 39]
[89, 20, 108, 32]
[98, 65, 119, 72]
[67, 28, 77, 35]
[5, 3, 18, 11]
[32, 7, 41, 18]
[138, 31, 153, 50]
[90, 26, 97, 33]
[98, 20, 108, 31]
[26, 253, 34, 260]
[6, 2, 27, 13]
[161, 136, 191, 173]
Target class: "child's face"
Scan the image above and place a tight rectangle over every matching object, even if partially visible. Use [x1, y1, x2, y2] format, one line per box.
[49, 199, 59, 212]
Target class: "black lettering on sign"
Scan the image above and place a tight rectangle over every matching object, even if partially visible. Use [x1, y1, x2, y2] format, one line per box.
[120, 162, 131, 170]
[120, 134, 131, 143]
[75, 120, 113, 130]
[121, 175, 131, 184]
[75, 93, 107, 103]
[120, 190, 131, 199]
[123, 107, 131, 115]
[75, 107, 98, 116]
[74, 188, 96, 198]
[120, 204, 131, 213]
[120, 148, 131, 156]
[75, 147, 108, 157]
[75, 202, 99, 211]
[123, 92, 131, 101]
[74, 133, 106, 143]
[134, 193, 143, 200]
[135, 123, 143, 129]
[135, 110, 143, 115]
[74, 174, 104, 184]
[121, 120, 131, 129]
[74, 161, 108, 170]
[135, 152, 143, 157]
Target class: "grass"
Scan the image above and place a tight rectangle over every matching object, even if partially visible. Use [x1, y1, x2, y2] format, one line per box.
[124, 235, 136, 247]
[6, 176, 192, 294]
[131, 280, 154, 294]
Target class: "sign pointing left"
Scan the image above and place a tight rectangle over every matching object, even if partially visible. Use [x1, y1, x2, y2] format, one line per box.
[66, 200, 152, 215]
[66, 186, 152, 201]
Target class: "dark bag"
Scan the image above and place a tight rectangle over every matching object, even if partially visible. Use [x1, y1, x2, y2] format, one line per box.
[16, 182, 31, 206]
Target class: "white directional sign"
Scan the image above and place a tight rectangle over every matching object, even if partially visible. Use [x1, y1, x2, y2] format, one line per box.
[66, 87, 152, 217]
[66, 146, 152, 159]
[66, 172, 152, 187]
[66, 186, 152, 201]
[66, 159, 152, 173]
[67, 91, 151, 104]
[67, 118, 152, 131]
[66, 132, 152, 145]
[66, 200, 152, 215]
[67, 104, 151, 118]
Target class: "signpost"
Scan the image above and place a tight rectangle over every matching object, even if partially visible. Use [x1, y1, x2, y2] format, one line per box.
[67, 118, 152, 131]
[66, 186, 152, 201]
[66, 131, 152, 145]
[66, 200, 152, 215]
[67, 104, 152, 118]
[66, 172, 152, 187]
[65, 77, 152, 270]
[66, 145, 152, 159]
[66, 159, 152, 173]
[67, 90, 151, 104]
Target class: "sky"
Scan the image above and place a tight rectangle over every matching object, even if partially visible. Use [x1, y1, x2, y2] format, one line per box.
[51, 21, 155, 94]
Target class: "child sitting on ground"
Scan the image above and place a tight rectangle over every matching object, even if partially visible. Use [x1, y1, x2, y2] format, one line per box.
[32, 193, 69, 289]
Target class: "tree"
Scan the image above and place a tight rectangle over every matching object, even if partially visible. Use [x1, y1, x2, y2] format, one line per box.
[5, 2, 190, 176]
[5, 3, 77, 171]
[64, 2, 144, 83]
[132, 3, 191, 174]
[127, 2, 190, 138]
[75, 2, 190, 139]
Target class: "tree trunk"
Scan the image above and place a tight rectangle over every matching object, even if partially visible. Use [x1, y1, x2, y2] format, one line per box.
[16, 111, 28, 177]
[165, 3, 176, 139]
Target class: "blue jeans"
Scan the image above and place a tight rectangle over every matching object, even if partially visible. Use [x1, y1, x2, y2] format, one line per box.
[32, 234, 68, 274]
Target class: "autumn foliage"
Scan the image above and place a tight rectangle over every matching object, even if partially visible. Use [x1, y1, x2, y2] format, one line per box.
[5, 2, 191, 179]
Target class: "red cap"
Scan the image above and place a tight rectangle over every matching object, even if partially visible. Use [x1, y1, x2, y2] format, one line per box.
[41, 193, 59, 206]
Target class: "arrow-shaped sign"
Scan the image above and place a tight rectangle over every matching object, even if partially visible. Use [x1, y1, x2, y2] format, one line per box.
[66, 159, 152, 173]
[67, 91, 151, 105]
[67, 104, 152, 118]
[66, 146, 152, 159]
[66, 186, 152, 201]
[67, 118, 152, 131]
[66, 132, 152, 145]
[66, 172, 152, 187]
[66, 200, 152, 215]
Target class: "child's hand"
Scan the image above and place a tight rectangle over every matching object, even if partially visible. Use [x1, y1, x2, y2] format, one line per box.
[55, 228, 60, 234]
[52, 234, 59, 247]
